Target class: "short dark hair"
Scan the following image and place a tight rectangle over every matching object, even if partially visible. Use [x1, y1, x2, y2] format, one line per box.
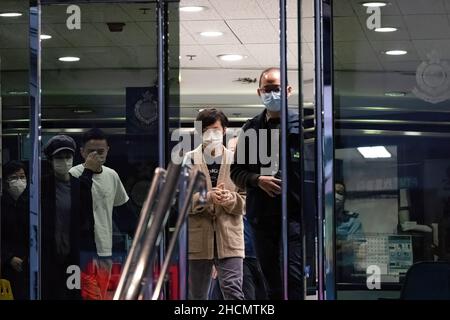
[259, 67, 280, 88]
[82, 128, 108, 146]
[196, 108, 229, 131]
[4, 160, 26, 179]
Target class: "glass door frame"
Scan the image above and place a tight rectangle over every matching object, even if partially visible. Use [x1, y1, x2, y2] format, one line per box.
[314, 0, 336, 300]
[27, 0, 175, 299]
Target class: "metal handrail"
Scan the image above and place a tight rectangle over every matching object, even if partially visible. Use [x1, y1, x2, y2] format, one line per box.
[151, 169, 206, 300]
[121, 163, 182, 300]
[113, 167, 166, 300]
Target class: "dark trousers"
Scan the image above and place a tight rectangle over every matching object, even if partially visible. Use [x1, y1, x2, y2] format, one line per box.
[209, 257, 268, 300]
[252, 219, 303, 300]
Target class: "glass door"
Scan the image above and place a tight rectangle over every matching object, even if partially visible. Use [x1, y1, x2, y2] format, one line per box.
[325, 0, 450, 300]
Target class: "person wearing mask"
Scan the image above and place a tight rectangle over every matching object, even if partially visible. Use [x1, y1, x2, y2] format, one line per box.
[1, 161, 29, 300]
[230, 67, 303, 300]
[69, 128, 134, 300]
[184, 108, 245, 300]
[41, 135, 92, 300]
[209, 137, 268, 300]
[335, 182, 364, 282]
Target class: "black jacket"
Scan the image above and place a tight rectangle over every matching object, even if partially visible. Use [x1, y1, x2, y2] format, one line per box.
[1, 190, 29, 299]
[41, 168, 94, 300]
[230, 109, 301, 224]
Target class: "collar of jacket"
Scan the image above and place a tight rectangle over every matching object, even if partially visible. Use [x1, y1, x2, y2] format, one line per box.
[252, 108, 299, 134]
[190, 145, 234, 191]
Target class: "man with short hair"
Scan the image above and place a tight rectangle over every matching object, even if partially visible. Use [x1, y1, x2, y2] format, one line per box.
[69, 128, 132, 300]
[230, 67, 303, 300]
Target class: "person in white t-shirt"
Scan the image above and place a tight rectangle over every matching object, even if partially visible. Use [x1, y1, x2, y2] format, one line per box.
[69, 128, 131, 300]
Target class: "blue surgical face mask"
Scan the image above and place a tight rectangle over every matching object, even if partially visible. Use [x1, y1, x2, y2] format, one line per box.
[261, 91, 281, 112]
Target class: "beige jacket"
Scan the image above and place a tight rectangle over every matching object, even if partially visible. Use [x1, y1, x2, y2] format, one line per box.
[184, 145, 245, 260]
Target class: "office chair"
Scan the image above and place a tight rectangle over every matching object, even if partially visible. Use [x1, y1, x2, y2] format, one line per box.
[400, 261, 450, 300]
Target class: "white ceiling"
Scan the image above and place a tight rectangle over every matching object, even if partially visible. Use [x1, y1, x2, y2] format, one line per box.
[179, 0, 314, 117]
[2, 0, 450, 128]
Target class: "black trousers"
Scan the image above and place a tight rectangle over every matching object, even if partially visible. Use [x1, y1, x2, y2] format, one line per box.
[251, 219, 303, 300]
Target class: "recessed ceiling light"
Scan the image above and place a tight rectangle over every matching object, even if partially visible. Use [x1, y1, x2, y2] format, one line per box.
[362, 2, 387, 7]
[40, 34, 52, 40]
[218, 54, 245, 62]
[374, 27, 397, 32]
[58, 56, 80, 62]
[200, 31, 223, 37]
[385, 50, 407, 56]
[357, 146, 391, 159]
[180, 6, 205, 12]
[0, 12, 22, 17]
[7, 91, 28, 95]
[73, 108, 93, 114]
[385, 91, 406, 97]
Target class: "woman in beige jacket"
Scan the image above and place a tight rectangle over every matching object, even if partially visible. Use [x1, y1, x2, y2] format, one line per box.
[183, 108, 245, 300]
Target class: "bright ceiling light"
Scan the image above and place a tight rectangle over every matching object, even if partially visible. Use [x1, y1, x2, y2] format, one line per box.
[0, 12, 22, 17]
[8, 91, 28, 95]
[374, 27, 397, 32]
[200, 31, 223, 37]
[58, 56, 80, 62]
[218, 54, 245, 62]
[385, 50, 407, 55]
[362, 2, 387, 7]
[40, 34, 52, 40]
[385, 91, 406, 97]
[180, 6, 205, 12]
[357, 146, 391, 159]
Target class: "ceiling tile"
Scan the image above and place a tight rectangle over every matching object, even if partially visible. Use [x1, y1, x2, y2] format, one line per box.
[334, 17, 367, 41]
[333, 0, 355, 17]
[180, 25, 198, 45]
[334, 41, 380, 64]
[227, 19, 278, 44]
[209, 0, 266, 19]
[52, 23, 113, 47]
[413, 39, 450, 60]
[180, 45, 221, 68]
[403, 14, 450, 39]
[397, 0, 446, 15]
[245, 43, 298, 68]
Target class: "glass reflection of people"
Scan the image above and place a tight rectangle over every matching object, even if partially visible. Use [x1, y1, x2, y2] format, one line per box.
[230, 67, 303, 300]
[1, 161, 29, 300]
[69, 128, 133, 300]
[41, 135, 92, 300]
[184, 108, 245, 300]
[335, 182, 363, 281]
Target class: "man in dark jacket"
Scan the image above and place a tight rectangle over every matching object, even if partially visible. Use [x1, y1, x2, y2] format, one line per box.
[230, 67, 303, 300]
[1, 161, 29, 299]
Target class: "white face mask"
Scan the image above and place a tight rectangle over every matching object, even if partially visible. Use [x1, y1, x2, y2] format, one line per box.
[53, 157, 73, 176]
[8, 178, 27, 200]
[202, 129, 223, 148]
